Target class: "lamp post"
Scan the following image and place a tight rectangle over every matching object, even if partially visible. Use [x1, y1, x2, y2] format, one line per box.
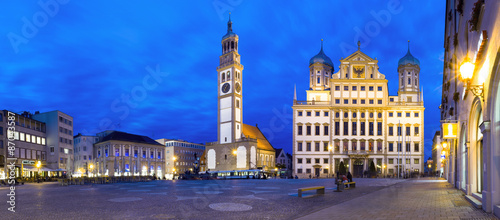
[89, 164, 94, 177]
[328, 145, 333, 178]
[36, 161, 41, 182]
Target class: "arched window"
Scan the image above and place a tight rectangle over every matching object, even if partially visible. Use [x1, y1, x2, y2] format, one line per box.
[408, 78, 411, 85]
[222, 73, 225, 82]
[227, 72, 231, 80]
[317, 77, 320, 84]
[231, 41, 234, 49]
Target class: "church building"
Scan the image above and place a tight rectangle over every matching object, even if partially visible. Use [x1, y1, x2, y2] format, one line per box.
[205, 15, 275, 172]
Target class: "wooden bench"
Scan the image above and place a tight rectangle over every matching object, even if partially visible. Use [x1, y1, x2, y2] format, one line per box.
[298, 186, 325, 197]
[343, 182, 356, 188]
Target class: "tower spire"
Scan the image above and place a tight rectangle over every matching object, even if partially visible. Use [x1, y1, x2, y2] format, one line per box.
[227, 12, 233, 33]
[408, 40, 410, 53]
[320, 39, 324, 52]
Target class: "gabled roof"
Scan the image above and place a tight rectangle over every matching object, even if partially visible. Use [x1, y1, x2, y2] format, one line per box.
[242, 124, 275, 152]
[275, 148, 283, 157]
[342, 50, 375, 62]
[96, 131, 163, 146]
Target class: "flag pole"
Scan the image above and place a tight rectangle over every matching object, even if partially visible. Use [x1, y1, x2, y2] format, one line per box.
[398, 121, 400, 179]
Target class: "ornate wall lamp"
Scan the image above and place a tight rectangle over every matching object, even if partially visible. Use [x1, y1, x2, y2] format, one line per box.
[459, 30, 488, 101]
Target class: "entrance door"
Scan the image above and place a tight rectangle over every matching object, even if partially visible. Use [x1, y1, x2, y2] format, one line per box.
[314, 168, 320, 178]
[353, 159, 364, 177]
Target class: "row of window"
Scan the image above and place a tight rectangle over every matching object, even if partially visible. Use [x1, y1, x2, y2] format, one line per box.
[3, 130, 47, 145]
[60, 137, 72, 145]
[165, 142, 205, 149]
[75, 146, 88, 153]
[59, 116, 72, 126]
[297, 123, 420, 137]
[334, 99, 383, 105]
[296, 141, 420, 153]
[59, 126, 73, 136]
[11, 148, 47, 160]
[334, 85, 383, 91]
[298, 111, 419, 118]
[76, 155, 92, 161]
[97, 148, 162, 159]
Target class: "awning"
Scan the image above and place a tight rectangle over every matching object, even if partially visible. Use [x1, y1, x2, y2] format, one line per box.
[40, 167, 53, 172]
[22, 165, 37, 171]
[54, 168, 67, 172]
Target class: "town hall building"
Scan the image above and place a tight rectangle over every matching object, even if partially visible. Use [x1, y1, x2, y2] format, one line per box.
[293, 41, 425, 178]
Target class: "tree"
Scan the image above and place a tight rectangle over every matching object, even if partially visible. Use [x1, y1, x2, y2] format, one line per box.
[339, 161, 346, 176]
[369, 161, 376, 178]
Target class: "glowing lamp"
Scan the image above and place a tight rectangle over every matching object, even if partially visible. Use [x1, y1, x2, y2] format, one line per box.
[459, 59, 474, 80]
[232, 150, 237, 155]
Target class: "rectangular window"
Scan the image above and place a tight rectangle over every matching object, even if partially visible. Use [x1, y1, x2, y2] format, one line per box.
[388, 158, 393, 164]
[150, 152, 154, 159]
[306, 143, 311, 151]
[344, 86, 349, 91]
[298, 111, 303, 116]
[352, 86, 357, 91]
[352, 99, 357, 104]
[306, 126, 311, 135]
[344, 99, 348, 104]
[315, 158, 320, 164]
[352, 122, 357, 135]
[414, 126, 419, 135]
[360, 122, 365, 135]
[89, 156, 92, 160]
[389, 125, 394, 136]
[406, 159, 411, 164]
[397, 112, 402, 117]
[306, 111, 311, 116]
[377, 122, 382, 136]
[390, 98, 394, 102]
[397, 143, 402, 152]
[369, 99, 374, 104]
[142, 151, 146, 158]
[389, 112, 393, 117]
[343, 122, 349, 135]
[335, 99, 340, 104]
[335, 86, 340, 91]
[315, 126, 320, 135]
[297, 169, 303, 173]
[323, 142, 328, 151]
[298, 126, 303, 135]
[369, 122, 374, 136]
[406, 126, 411, 136]
[298, 142, 303, 151]
[361, 86, 366, 91]
[369, 86, 374, 91]
[306, 169, 311, 173]
[414, 159, 420, 164]
[414, 112, 419, 117]
[324, 111, 329, 117]
[115, 148, 119, 157]
[388, 143, 394, 152]
[306, 158, 311, 164]
[125, 149, 129, 157]
[377, 99, 382, 104]
[324, 126, 328, 135]
[377, 86, 382, 91]
[134, 150, 138, 158]
[315, 111, 320, 116]
[298, 158, 302, 164]
[397, 126, 402, 136]
[361, 99, 365, 104]
[335, 122, 340, 135]
[315, 142, 320, 151]
[414, 143, 419, 152]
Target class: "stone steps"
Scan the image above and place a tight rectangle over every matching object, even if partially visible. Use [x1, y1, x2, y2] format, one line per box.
[465, 195, 482, 209]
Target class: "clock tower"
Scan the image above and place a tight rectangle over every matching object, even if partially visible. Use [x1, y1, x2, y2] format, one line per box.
[217, 14, 243, 144]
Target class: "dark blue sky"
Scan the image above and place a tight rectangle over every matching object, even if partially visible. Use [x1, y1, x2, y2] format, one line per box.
[1, 1, 444, 160]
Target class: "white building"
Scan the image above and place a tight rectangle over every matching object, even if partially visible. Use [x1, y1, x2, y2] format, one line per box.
[73, 133, 99, 176]
[32, 110, 74, 176]
[440, 1, 500, 216]
[431, 131, 444, 177]
[293, 41, 424, 178]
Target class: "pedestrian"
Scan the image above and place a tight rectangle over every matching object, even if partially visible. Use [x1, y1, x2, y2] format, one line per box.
[342, 175, 349, 188]
[309, 174, 311, 179]
[347, 172, 353, 182]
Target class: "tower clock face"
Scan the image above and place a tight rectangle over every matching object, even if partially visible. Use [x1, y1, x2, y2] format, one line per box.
[235, 83, 241, 93]
[221, 83, 230, 93]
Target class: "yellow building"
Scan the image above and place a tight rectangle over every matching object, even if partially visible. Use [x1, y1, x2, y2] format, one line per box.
[293, 41, 424, 178]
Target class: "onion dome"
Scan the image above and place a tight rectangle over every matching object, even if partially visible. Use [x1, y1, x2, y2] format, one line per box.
[222, 13, 236, 40]
[398, 40, 420, 66]
[309, 39, 333, 67]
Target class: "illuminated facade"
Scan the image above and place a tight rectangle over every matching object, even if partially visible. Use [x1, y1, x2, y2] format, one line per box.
[94, 131, 165, 177]
[293, 41, 424, 178]
[73, 133, 99, 177]
[440, 1, 500, 216]
[205, 15, 275, 172]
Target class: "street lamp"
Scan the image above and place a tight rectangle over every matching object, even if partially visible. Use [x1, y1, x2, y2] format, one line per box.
[459, 57, 484, 101]
[89, 164, 94, 177]
[328, 145, 333, 178]
[36, 161, 41, 180]
[232, 150, 237, 155]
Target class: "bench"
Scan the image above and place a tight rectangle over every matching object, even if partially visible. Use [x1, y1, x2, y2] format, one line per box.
[298, 186, 325, 197]
[343, 182, 356, 188]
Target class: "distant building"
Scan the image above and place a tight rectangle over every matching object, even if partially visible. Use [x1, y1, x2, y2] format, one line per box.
[275, 148, 293, 177]
[93, 131, 165, 177]
[0, 110, 48, 179]
[73, 133, 99, 176]
[156, 139, 205, 178]
[431, 131, 444, 177]
[32, 110, 74, 175]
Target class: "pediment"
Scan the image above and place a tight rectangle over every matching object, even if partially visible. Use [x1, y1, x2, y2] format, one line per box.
[342, 51, 375, 63]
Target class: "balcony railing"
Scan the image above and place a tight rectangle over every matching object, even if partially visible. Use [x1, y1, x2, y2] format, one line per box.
[387, 101, 424, 106]
[294, 100, 330, 106]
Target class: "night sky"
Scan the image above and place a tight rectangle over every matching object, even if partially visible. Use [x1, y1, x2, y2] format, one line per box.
[1, 1, 444, 160]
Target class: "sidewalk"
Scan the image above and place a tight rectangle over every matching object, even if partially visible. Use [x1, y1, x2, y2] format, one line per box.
[296, 177, 498, 220]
